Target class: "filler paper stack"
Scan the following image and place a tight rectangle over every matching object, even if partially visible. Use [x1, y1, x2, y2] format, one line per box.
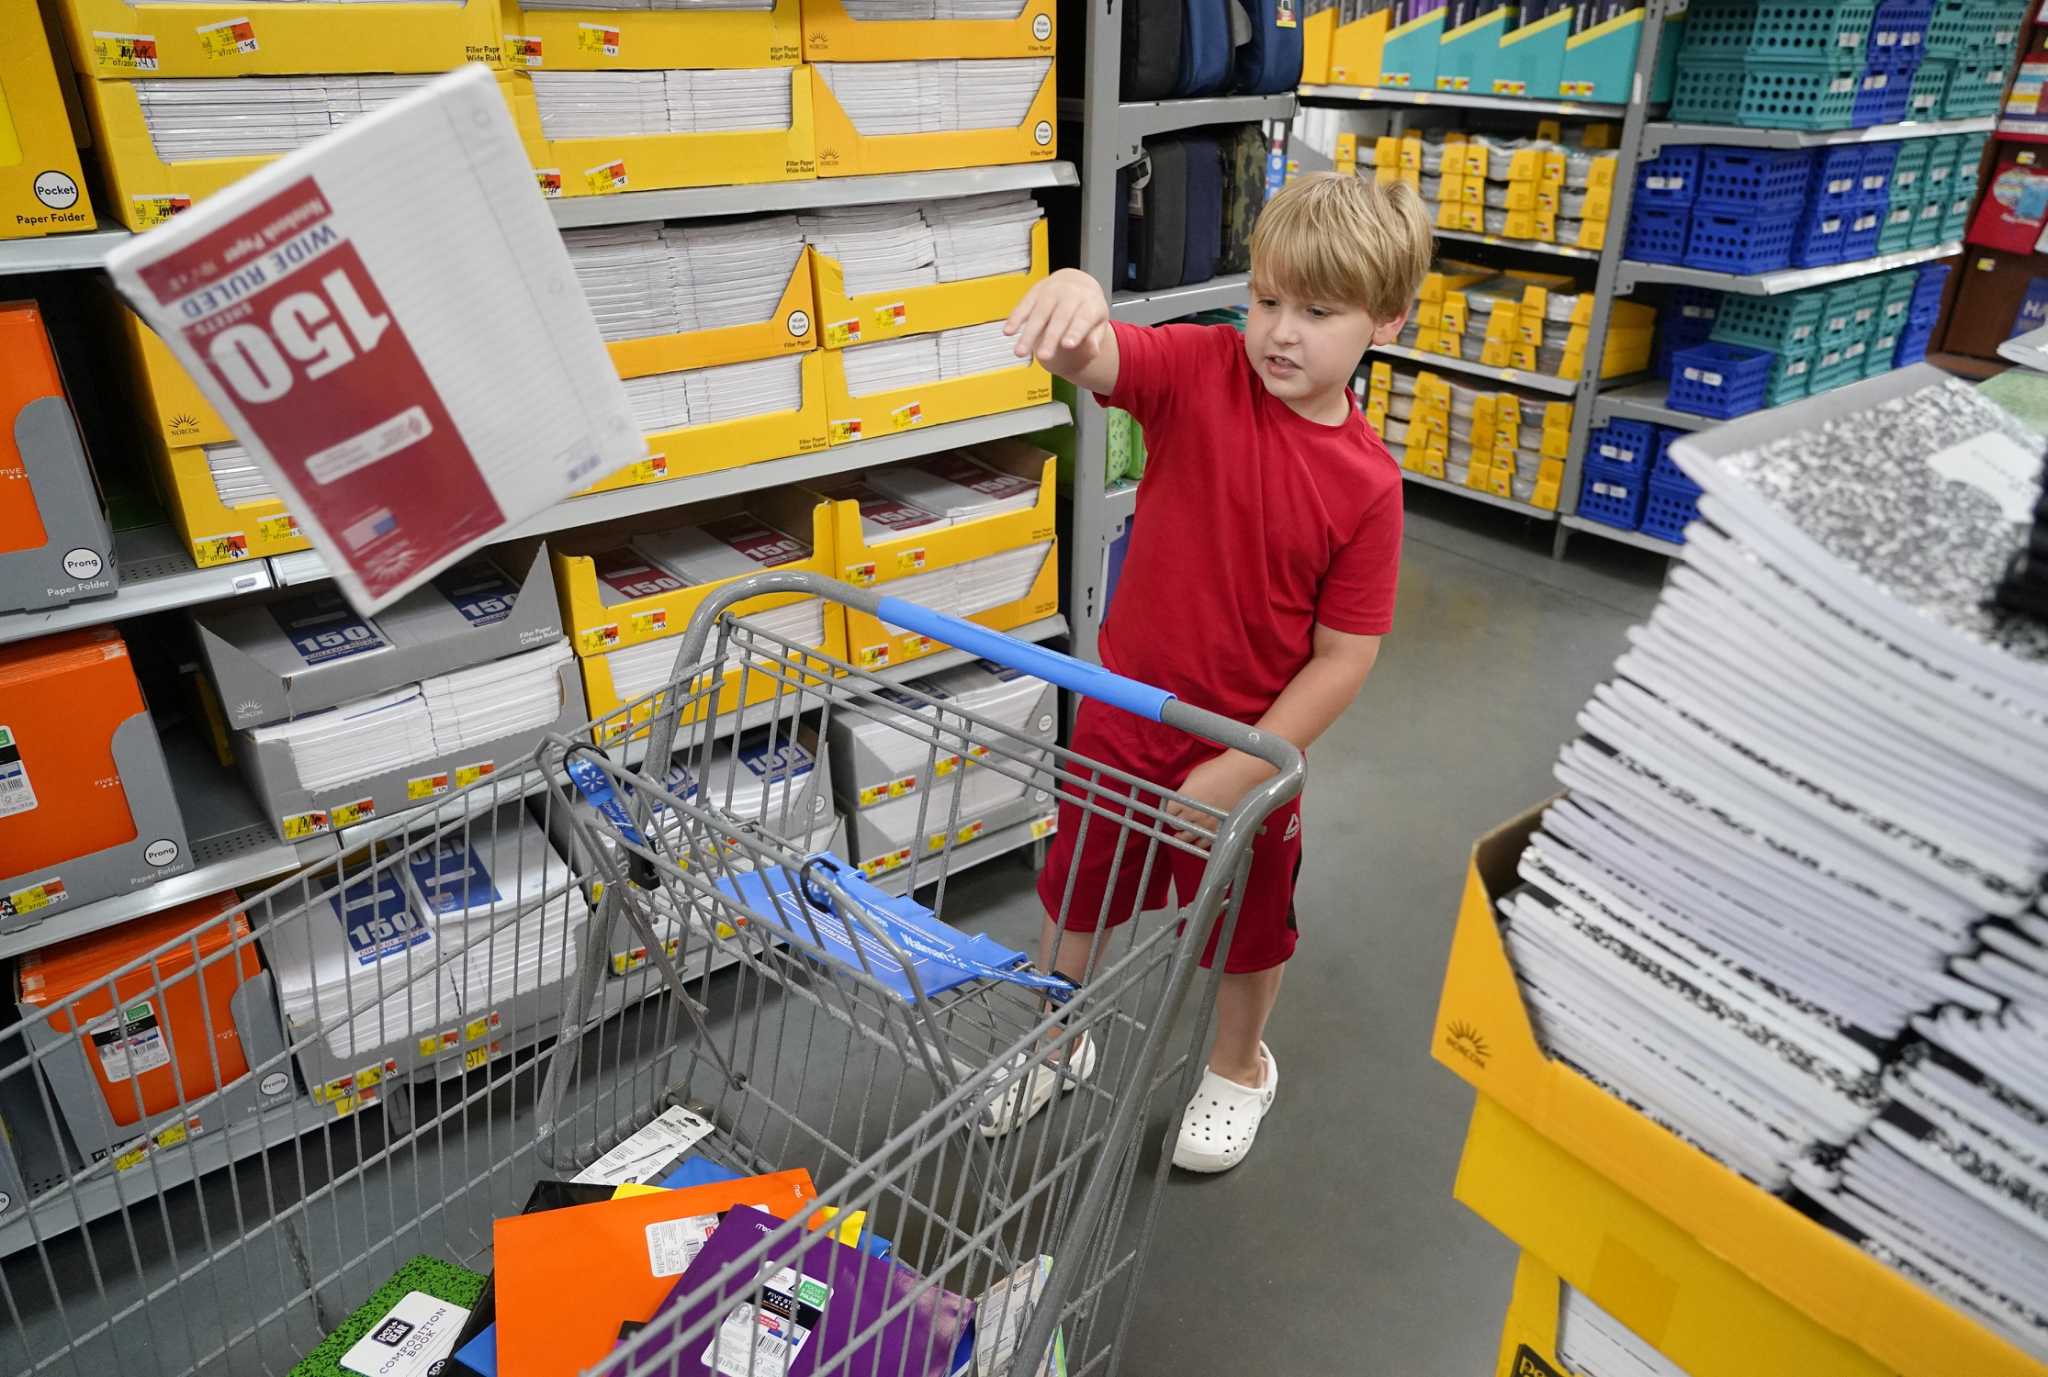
[861, 449, 1051, 618]
[622, 354, 805, 432]
[1557, 1283, 1688, 1377]
[841, 0, 1031, 15]
[565, 218, 805, 342]
[799, 193, 1040, 295]
[1501, 369, 2048, 1195]
[107, 65, 643, 614]
[840, 322, 1018, 396]
[206, 442, 279, 508]
[133, 75, 437, 162]
[521, 0, 774, 8]
[530, 69, 793, 139]
[814, 59, 1048, 135]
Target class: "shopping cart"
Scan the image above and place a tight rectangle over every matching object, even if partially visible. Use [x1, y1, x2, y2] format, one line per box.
[0, 573, 1303, 1377]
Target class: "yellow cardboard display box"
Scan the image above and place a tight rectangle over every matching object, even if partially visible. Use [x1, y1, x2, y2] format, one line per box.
[518, 66, 817, 198]
[150, 433, 308, 568]
[122, 307, 229, 448]
[608, 249, 818, 378]
[1436, 805, 2047, 1377]
[811, 440, 1058, 671]
[812, 62, 1055, 177]
[1, 0, 97, 239]
[823, 349, 1050, 446]
[554, 490, 846, 741]
[800, 0, 1055, 60]
[502, 0, 800, 71]
[579, 349, 831, 495]
[814, 219, 1047, 349]
[53, 0, 501, 78]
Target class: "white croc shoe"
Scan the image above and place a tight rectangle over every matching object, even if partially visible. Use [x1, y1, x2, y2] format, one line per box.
[1171, 1043, 1278, 1173]
[978, 1032, 1098, 1138]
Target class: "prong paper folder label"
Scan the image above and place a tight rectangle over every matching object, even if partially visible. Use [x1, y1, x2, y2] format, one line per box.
[105, 64, 641, 615]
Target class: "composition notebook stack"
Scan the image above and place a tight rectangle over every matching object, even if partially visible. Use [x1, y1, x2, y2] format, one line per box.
[1496, 367, 2048, 1361]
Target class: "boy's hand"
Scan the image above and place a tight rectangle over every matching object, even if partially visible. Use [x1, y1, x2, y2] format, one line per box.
[1165, 751, 1278, 851]
[1005, 268, 1118, 393]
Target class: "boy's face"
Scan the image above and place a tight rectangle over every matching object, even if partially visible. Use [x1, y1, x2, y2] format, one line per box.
[1245, 282, 1405, 414]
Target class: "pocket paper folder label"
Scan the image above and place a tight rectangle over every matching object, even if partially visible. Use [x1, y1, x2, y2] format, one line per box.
[107, 65, 641, 614]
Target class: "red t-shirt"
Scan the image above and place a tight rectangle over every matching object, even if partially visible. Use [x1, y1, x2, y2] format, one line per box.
[1097, 320, 1403, 723]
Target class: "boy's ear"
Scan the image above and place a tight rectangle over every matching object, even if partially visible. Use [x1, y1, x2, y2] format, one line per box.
[1370, 309, 1408, 346]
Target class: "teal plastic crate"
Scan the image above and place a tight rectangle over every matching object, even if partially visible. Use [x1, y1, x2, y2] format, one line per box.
[1908, 58, 1953, 120]
[1942, 59, 2008, 117]
[1379, 8, 1444, 91]
[1876, 199, 1918, 252]
[1817, 277, 1882, 345]
[1739, 58, 1865, 129]
[1709, 290, 1827, 352]
[1675, 0, 1760, 61]
[1749, 0, 1880, 64]
[1765, 346, 1817, 406]
[1670, 58, 1748, 122]
[1865, 321, 1904, 376]
[1909, 192, 1950, 247]
[1874, 266, 1920, 328]
[1889, 139, 1933, 200]
[1650, 8, 1686, 103]
[1925, 0, 2022, 59]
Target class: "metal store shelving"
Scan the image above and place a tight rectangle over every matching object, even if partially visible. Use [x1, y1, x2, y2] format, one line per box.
[1561, 512, 1683, 557]
[1641, 115, 1996, 154]
[1110, 274, 1258, 326]
[1434, 227, 1603, 260]
[1592, 380, 1708, 431]
[1402, 469, 1550, 518]
[1369, 343, 1582, 398]
[0, 524, 272, 647]
[1299, 83, 1627, 118]
[1616, 240, 1964, 296]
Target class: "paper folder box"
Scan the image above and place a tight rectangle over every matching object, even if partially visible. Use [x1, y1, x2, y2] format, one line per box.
[801, 0, 1054, 59]
[521, 66, 817, 198]
[811, 63, 1055, 178]
[822, 349, 1051, 446]
[0, 301, 116, 614]
[1435, 806, 2044, 1377]
[0, 0, 97, 239]
[491, 1168, 820, 1377]
[813, 441, 1059, 671]
[608, 249, 817, 379]
[814, 219, 1047, 349]
[52, 0, 502, 78]
[1490, 1252, 1574, 1377]
[149, 431, 309, 568]
[196, 545, 564, 730]
[239, 653, 587, 845]
[1301, 4, 1336, 83]
[15, 892, 277, 1161]
[502, 0, 801, 71]
[80, 69, 540, 233]
[121, 307, 231, 449]
[0, 628, 193, 929]
[579, 350, 831, 497]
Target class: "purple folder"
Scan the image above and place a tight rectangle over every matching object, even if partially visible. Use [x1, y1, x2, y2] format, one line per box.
[634, 1206, 973, 1377]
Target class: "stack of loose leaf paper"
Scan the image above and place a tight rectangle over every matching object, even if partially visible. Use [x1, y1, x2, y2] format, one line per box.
[840, 0, 1030, 15]
[205, 442, 279, 508]
[520, 0, 774, 9]
[1555, 1282, 1687, 1377]
[530, 68, 792, 139]
[800, 193, 1040, 296]
[814, 59, 1048, 135]
[135, 75, 436, 162]
[620, 353, 805, 433]
[840, 322, 1020, 397]
[1503, 371, 2048, 1210]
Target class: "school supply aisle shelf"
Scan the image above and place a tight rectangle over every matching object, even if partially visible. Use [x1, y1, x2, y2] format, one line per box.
[1558, 510, 1682, 556]
[1298, 83, 1628, 119]
[1591, 378, 1709, 430]
[1618, 240, 1966, 295]
[1110, 274, 1257, 328]
[1436, 227, 1603, 261]
[1403, 468, 1553, 519]
[1370, 343, 1583, 398]
[872, 808, 1058, 899]
[0, 230, 131, 275]
[1079, 93, 1300, 143]
[0, 525, 274, 648]
[1643, 115, 1997, 153]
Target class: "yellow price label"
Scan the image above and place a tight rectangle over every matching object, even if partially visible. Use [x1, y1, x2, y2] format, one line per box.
[856, 644, 890, 669]
[629, 607, 669, 638]
[895, 547, 927, 571]
[195, 17, 258, 58]
[92, 32, 161, 72]
[407, 773, 450, 801]
[1030, 815, 1057, 840]
[419, 1035, 441, 1058]
[330, 798, 375, 828]
[465, 1018, 490, 1043]
[633, 454, 669, 484]
[830, 418, 864, 443]
[454, 761, 494, 789]
[576, 21, 620, 53]
[464, 1047, 490, 1072]
[256, 512, 300, 543]
[584, 160, 628, 195]
[825, 318, 861, 346]
[280, 811, 330, 841]
[506, 33, 542, 65]
[194, 532, 250, 565]
[956, 820, 986, 845]
[844, 561, 878, 587]
[113, 1141, 151, 1173]
[934, 755, 962, 778]
[153, 1120, 190, 1149]
[6, 882, 57, 914]
[873, 302, 908, 330]
[536, 169, 563, 198]
[890, 402, 924, 430]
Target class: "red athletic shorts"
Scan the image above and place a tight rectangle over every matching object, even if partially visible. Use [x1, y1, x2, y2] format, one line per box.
[1034, 698, 1302, 975]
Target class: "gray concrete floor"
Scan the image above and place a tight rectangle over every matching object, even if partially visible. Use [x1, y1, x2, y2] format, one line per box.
[6, 491, 1668, 1377]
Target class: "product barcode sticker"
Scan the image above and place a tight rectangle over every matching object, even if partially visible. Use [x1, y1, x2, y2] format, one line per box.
[90, 1001, 171, 1082]
[196, 17, 258, 57]
[646, 1214, 721, 1277]
[91, 31, 160, 71]
[1701, 370, 1724, 386]
[703, 1270, 830, 1377]
[576, 21, 621, 54]
[507, 34, 542, 65]
[0, 726, 36, 819]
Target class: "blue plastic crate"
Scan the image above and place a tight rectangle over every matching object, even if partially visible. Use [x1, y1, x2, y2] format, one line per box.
[1577, 459, 1649, 531]
[1895, 319, 1937, 366]
[1842, 193, 1887, 258]
[1588, 419, 1657, 472]
[1627, 204, 1692, 264]
[1810, 144, 1865, 209]
[1695, 147, 1817, 210]
[1653, 288, 1721, 378]
[1867, 0, 1933, 71]
[1640, 476, 1703, 544]
[1685, 208, 1800, 273]
[1636, 145, 1703, 207]
[1649, 427, 1698, 488]
[1794, 198, 1852, 267]
[1852, 65, 1915, 126]
[1911, 260, 1952, 308]
[1669, 340, 1777, 418]
[1857, 142, 1902, 201]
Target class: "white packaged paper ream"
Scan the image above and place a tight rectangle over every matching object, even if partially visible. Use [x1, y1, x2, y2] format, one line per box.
[105, 65, 642, 615]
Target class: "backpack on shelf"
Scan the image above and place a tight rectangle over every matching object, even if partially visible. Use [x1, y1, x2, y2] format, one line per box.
[1220, 123, 1270, 274]
[1229, 0, 1304, 94]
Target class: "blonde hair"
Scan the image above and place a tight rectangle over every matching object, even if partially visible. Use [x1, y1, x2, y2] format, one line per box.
[1249, 172, 1435, 323]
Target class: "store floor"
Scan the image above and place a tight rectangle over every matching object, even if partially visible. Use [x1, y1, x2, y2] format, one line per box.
[956, 490, 1670, 1376]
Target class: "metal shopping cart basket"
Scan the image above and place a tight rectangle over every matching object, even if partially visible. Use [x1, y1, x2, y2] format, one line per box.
[0, 573, 1302, 1377]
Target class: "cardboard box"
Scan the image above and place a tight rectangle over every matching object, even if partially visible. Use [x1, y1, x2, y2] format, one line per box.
[52, 0, 502, 78]
[1435, 805, 2043, 1377]
[0, 629, 194, 933]
[0, 0, 97, 239]
[149, 431, 308, 569]
[520, 66, 817, 199]
[0, 302, 116, 614]
[1490, 1251, 1572, 1377]
[820, 660, 1056, 821]
[1946, 250, 2048, 360]
[196, 545, 564, 730]
[822, 347, 1051, 445]
[811, 62, 1055, 178]
[814, 219, 1047, 349]
[238, 652, 586, 844]
[800, 0, 1054, 60]
[608, 248, 817, 379]
[811, 440, 1058, 671]
[121, 306, 231, 449]
[579, 349, 831, 496]
[501, 0, 800, 71]
[15, 892, 277, 1161]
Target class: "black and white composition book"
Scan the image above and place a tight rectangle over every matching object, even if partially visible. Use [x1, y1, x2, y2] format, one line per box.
[1497, 365, 2048, 1361]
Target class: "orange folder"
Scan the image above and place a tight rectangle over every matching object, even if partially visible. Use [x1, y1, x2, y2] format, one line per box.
[492, 1167, 819, 1377]
[0, 627, 146, 882]
[0, 301, 59, 558]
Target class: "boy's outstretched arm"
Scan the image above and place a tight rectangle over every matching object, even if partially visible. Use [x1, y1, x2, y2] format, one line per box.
[1165, 624, 1382, 843]
[1005, 268, 1121, 396]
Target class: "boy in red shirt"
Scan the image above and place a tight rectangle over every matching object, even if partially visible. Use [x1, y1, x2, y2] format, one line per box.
[991, 172, 1433, 1171]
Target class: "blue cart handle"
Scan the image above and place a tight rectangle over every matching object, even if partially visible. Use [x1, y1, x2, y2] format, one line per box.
[875, 595, 1174, 723]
